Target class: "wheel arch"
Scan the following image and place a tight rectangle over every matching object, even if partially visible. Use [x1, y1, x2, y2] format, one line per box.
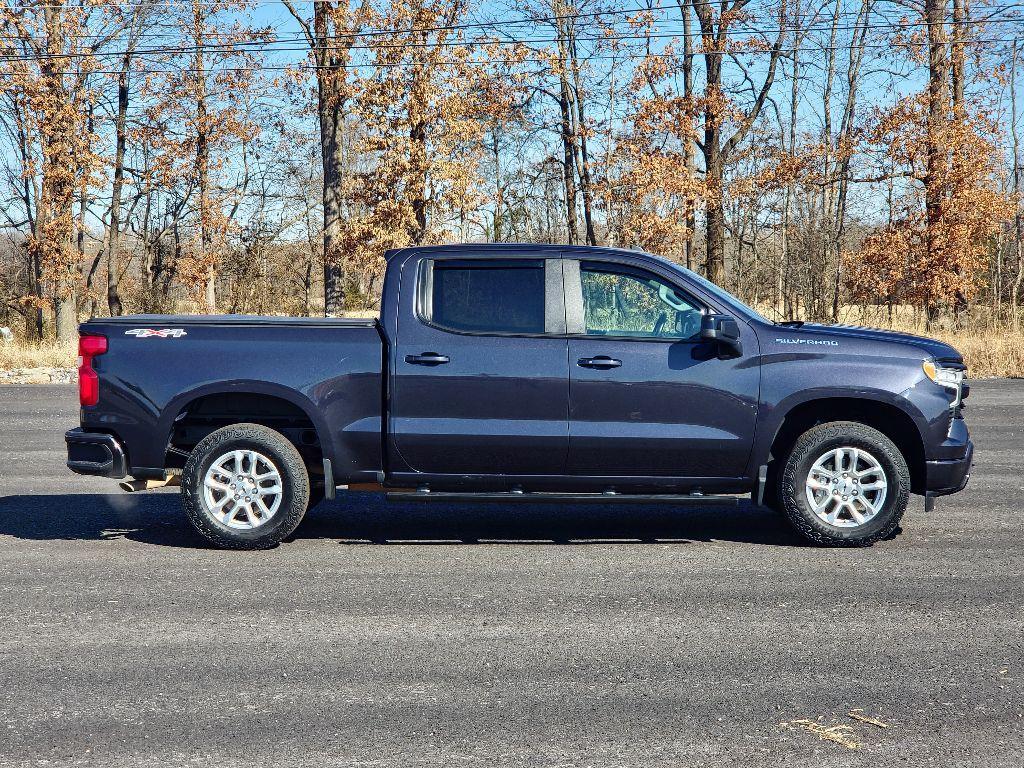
[764, 395, 927, 494]
[159, 381, 335, 471]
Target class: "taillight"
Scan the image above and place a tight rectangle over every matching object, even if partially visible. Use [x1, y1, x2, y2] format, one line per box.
[78, 334, 107, 406]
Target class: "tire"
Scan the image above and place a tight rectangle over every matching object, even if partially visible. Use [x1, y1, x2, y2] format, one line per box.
[778, 421, 909, 547]
[182, 423, 310, 550]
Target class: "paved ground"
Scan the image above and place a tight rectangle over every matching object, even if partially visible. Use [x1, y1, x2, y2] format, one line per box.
[0, 383, 1021, 767]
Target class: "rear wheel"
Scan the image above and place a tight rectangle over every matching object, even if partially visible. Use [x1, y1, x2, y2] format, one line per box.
[182, 423, 310, 549]
[778, 421, 909, 546]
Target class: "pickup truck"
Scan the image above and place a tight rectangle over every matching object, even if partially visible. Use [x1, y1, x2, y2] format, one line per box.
[65, 244, 973, 549]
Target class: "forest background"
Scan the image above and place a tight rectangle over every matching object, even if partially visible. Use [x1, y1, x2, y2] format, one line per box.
[3, 0, 1023, 376]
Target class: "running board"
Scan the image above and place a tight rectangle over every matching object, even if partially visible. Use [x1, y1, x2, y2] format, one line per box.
[386, 491, 744, 506]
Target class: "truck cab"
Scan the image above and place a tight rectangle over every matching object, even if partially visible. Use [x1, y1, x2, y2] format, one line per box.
[383, 245, 759, 491]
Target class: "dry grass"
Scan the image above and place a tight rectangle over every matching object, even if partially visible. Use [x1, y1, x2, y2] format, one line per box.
[0, 340, 76, 371]
[850, 311, 1024, 378]
[925, 329, 1024, 378]
[782, 719, 862, 750]
[755, 303, 1024, 378]
[847, 709, 890, 728]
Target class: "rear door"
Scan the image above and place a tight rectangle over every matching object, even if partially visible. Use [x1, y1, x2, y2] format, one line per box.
[389, 253, 569, 476]
[565, 258, 759, 479]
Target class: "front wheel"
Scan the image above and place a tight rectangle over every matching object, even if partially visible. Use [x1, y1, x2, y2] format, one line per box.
[182, 423, 310, 550]
[778, 421, 910, 547]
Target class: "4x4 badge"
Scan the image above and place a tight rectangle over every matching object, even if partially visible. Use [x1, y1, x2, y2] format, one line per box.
[124, 328, 187, 338]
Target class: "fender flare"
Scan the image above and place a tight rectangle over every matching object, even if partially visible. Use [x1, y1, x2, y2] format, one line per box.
[158, 380, 336, 467]
[750, 387, 929, 476]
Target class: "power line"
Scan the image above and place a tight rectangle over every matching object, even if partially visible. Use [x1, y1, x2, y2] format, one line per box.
[4, 6, 1024, 63]
[6, 34, 1024, 77]
[0, 5, 980, 42]
[4, 0, 1022, 46]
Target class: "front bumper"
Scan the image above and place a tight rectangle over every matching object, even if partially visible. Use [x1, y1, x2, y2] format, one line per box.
[65, 429, 128, 479]
[926, 439, 973, 496]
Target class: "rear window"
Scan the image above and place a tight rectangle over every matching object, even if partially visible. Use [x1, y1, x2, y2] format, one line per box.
[428, 260, 545, 334]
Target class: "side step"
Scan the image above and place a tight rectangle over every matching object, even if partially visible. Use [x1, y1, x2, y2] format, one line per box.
[386, 491, 743, 506]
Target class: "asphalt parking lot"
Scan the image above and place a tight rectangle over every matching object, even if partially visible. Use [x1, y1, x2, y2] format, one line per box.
[0, 382, 1021, 767]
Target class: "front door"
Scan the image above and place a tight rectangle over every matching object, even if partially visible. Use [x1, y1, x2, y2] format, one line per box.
[390, 254, 569, 476]
[566, 259, 759, 479]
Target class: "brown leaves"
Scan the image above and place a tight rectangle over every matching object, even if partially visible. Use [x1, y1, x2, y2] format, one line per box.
[849, 107, 1012, 310]
[1, 2, 113, 301]
[603, 71, 703, 260]
[325, 0, 515, 293]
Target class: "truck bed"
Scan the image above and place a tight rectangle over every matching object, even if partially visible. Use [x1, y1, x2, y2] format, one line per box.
[78, 314, 385, 482]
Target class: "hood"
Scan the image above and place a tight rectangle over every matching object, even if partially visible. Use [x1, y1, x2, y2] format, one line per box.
[779, 323, 963, 363]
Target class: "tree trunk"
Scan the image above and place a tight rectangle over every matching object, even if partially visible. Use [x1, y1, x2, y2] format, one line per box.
[1012, 40, 1023, 330]
[193, 0, 215, 313]
[830, 0, 872, 321]
[951, 0, 966, 113]
[693, 0, 786, 286]
[557, 74, 578, 241]
[491, 125, 503, 241]
[39, 5, 79, 343]
[553, 4, 579, 243]
[106, 52, 130, 316]
[924, 0, 950, 326]
[568, 27, 596, 245]
[782, 40, 799, 319]
[75, 141, 88, 317]
[949, 0, 969, 326]
[705, 155, 727, 285]
[822, 0, 840, 320]
[701, 51, 725, 284]
[318, 72, 346, 316]
[296, 0, 362, 317]
[699, 38, 725, 282]
[30, 240, 44, 340]
[678, 0, 696, 271]
[407, 27, 429, 245]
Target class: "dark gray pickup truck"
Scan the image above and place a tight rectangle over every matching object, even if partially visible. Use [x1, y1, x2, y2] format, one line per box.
[66, 244, 973, 549]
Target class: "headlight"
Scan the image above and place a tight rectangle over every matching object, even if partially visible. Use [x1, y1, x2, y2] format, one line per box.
[923, 360, 964, 405]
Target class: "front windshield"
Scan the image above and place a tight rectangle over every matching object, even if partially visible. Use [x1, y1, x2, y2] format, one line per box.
[662, 261, 773, 324]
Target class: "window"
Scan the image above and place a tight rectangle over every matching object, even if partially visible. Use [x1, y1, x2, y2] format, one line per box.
[580, 265, 703, 339]
[428, 259, 546, 334]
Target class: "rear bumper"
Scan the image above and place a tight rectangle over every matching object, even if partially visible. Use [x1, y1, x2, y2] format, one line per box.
[65, 429, 128, 479]
[926, 439, 973, 496]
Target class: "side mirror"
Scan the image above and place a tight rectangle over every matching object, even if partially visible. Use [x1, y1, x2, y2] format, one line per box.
[700, 314, 743, 358]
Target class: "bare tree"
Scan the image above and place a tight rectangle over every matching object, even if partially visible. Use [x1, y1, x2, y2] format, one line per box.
[282, 0, 369, 316]
[692, 0, 788, 285]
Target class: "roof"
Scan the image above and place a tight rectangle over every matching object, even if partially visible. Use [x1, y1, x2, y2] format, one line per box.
[384, 243, 655, 261]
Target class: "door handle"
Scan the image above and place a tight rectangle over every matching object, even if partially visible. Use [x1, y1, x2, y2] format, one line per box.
[405, 352, 450, 365]
[577, 356, 622, 369]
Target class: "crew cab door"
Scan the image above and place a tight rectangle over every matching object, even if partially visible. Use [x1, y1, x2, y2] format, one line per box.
[389, 252, 569, 476]
[565, 258, 759, 479]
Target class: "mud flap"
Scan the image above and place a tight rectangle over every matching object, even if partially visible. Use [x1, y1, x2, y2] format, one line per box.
[323, 458, 335, 500]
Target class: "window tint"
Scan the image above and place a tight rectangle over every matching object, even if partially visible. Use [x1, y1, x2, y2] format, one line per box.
[430, 260, 545, 334]
[581, 266, 702, 339]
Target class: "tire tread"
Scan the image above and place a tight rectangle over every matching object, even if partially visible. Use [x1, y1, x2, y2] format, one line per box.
[181, 423, 310, 550]
[778, 420, 909, 547]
